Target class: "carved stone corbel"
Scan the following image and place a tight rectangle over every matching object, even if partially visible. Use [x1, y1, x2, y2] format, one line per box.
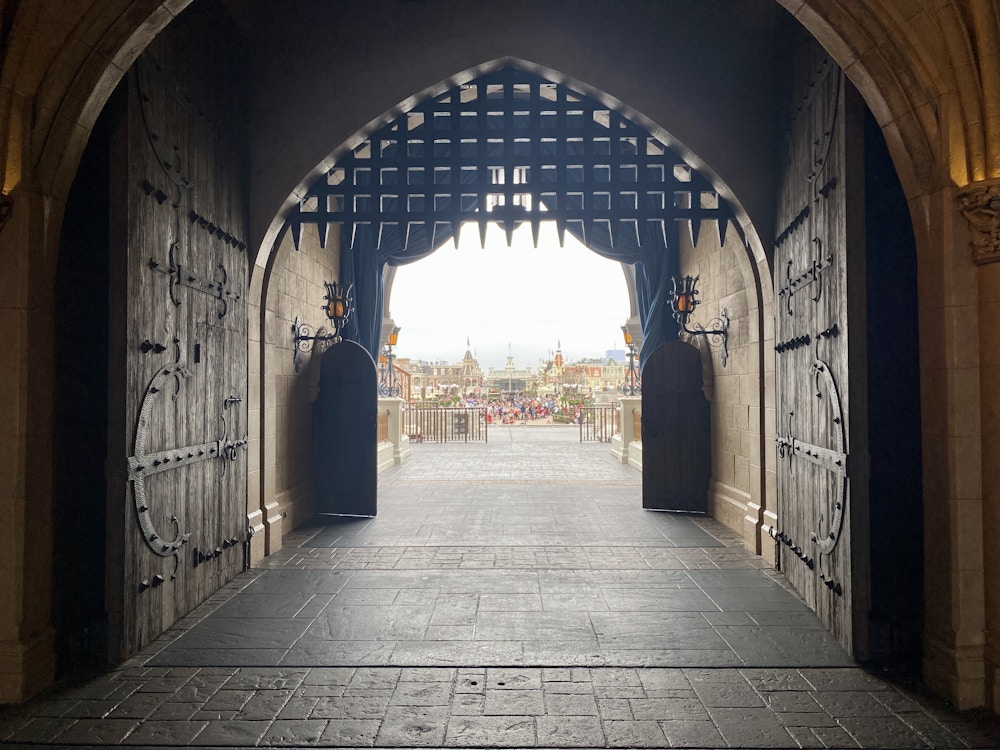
[958, 178, 1000, 265]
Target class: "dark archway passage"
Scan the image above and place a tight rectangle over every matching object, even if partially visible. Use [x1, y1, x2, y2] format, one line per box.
[5, 0, 999, 715]
[265, 33, 921, 687]
[0, 0, 936, 724]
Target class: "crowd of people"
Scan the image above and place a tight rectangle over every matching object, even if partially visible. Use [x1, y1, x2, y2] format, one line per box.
[453, 394, 592, 424]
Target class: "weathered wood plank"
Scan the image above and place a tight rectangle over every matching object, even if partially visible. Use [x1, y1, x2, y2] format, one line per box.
[109, 3, 249, 659]
[773, 39, 870, 659]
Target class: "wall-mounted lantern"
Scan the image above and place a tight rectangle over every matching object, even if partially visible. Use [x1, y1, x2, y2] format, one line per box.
[669, 274, 729, 366]
[378, 324, 402, 397]
[620, 325, 641, 396]
[292, 281, 353, 372]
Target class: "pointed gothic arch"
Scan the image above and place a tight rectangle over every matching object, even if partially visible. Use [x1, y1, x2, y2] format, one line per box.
[283, 66, 742, 368]
[2, 0, 998, 711]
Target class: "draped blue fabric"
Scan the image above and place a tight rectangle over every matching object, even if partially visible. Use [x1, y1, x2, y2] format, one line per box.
[339, 135, 471, 354]
[341, 214, 678, 371]
[534, 135, 681, 369]
[340, 217, 455, 357]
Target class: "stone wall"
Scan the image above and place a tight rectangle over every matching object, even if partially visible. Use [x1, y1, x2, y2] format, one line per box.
[1, 0, 999, 712]
[254, 224, 340, 554]
[676, 221, 775, 562]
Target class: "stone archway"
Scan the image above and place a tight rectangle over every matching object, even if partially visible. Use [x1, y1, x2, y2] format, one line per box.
[1, 0, 998, 710]
[256, 61, 773, 562]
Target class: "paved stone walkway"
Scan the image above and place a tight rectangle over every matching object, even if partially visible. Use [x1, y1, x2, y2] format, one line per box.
[2, 426, 999, 748]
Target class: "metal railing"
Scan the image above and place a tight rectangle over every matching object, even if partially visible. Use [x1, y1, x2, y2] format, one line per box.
[377, 409, 390, 443]
[633, 408, 642, 443]
[404, 405, 488, 443]
[394, 366, 411, 401]
[579, 405, 617, 442]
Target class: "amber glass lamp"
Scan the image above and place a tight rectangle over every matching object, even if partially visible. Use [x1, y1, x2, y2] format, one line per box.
[669, 275, 700, 326]
[620, 324, 640, 395]
[291, 280, 355, 373]
[378, 324, 402, 397]
[322, 280, 353, 336]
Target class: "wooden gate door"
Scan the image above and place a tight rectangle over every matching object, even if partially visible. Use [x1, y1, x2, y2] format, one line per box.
[313, 342, 378, 516]
[107, 6, 249, 662]
[773, 43, 870, 659]
[641, 341, 710, 513]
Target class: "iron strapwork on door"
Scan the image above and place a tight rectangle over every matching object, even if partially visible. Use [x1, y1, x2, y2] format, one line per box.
[292, 280, 353, 372]
[669, 274, 729, 367]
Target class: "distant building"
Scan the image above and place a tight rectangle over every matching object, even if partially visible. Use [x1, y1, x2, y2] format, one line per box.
[486, 349, 540, 394]
[396, 339, 485, 399]
[399, 339, 634, 399]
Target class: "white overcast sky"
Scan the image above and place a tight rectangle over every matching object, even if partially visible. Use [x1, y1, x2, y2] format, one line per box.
[388, 222, 631, 372]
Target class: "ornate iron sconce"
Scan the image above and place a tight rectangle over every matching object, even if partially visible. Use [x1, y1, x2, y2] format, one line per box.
[619, 325, 641, 396]
[670, 275, 729, 367]
[292, 280, 353, 372]
[378, 324, 402, 397]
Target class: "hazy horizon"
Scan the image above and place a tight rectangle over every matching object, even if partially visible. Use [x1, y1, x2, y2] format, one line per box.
[388, 222, 631, 372]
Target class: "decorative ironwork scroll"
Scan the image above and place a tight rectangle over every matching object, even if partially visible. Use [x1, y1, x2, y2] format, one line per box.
[127, 363, 192, 575]
[778, 238, 834, 315]
[775, 356, 848, 561]
[150, 242, 240, 318]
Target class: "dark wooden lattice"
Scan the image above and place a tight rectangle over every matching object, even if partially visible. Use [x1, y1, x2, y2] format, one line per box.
[288, 68, 733, 253]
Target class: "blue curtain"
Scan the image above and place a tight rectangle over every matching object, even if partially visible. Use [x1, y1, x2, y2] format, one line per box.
[340, 214, 455, 358]
[535, 139, 680, 369]
[340, 213, 678, 372]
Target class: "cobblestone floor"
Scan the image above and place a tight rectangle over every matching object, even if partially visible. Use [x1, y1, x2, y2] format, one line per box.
[2, 426, 999, 748]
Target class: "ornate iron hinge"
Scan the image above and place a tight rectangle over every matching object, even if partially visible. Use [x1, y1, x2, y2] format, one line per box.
[778, 237, 834, 316]
[775, 357, 848, 558]
[127, 362, 247, 581]
[149, 242, 240, 318]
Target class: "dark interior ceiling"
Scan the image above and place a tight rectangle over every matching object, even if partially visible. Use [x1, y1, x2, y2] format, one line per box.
[211, 0, 801, 255]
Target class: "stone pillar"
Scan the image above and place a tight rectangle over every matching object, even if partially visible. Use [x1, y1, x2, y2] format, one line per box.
[960, 179, 1000, 710]
[919, 184, 988, 709]
[380, 396, 410, 464]
[612, 396, 641, 463]
[260, 314, 283, 558]
[246, 272, 268, 566]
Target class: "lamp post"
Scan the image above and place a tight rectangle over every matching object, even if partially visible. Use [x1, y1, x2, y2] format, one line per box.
[669, 275, 729, 366]
[291, 281, 353, 372]
[378, 324, 402, 397]
[620, 325, 641, 395]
